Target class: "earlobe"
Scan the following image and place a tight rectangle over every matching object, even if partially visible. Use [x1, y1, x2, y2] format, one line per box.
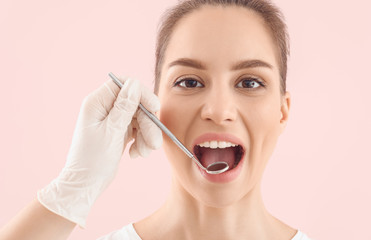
[279, 91, 291, 133]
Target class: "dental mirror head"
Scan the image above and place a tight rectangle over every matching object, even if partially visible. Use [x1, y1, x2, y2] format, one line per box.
[205, 161, 229, 174]
[191, 157, 229, 174]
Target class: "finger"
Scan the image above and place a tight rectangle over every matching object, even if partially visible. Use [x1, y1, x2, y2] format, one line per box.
[134, 130, 151, 158]
[129, 141, 140, 158]
[137, 110, 163, 149]
[106, 78, 141, 132]
[140, 84, 161, 113]
[103, 75, 129, 98]
[127, 118, 141, 158]
[92, 75, 130, 109]
[80, 75, 130, 122]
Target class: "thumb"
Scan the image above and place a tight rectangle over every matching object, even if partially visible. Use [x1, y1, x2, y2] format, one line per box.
[106, 78, 141, 132]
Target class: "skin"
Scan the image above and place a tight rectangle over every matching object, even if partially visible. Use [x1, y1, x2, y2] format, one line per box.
[0, 5, 294, 240]
[0, 199, 76, 240]
[135, 5, 294, 240]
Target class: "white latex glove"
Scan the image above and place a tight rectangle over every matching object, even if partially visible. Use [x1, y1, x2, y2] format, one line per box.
[37, 76, 162, 228]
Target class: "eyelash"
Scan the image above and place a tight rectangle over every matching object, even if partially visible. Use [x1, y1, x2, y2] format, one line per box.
[173, 78, 204, 88]
[173, 76, 266, 89]
[236, 77, 266, 89]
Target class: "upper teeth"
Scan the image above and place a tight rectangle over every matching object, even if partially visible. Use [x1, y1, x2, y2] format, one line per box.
[197, 141, 238, 149]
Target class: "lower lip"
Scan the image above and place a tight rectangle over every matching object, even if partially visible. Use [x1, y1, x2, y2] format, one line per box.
[195, 154, 245, 183]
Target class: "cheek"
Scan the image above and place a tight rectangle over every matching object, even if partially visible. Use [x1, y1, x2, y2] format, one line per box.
[158, 95, 201, 187]
[157, 95, 194, 164]
[236, 95, 282, 187]
[258, 98, 281, 146]
[158, 92, 202, 141]
[159, 98, 188, 139]
[242, 95, 282, 161]
[255, 98, 281, 126]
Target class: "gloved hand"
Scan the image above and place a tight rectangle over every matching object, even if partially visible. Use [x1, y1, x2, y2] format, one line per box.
[37, 76, 162, 228]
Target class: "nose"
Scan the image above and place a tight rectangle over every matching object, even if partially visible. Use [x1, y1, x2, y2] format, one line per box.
[200, 85, 237, 125]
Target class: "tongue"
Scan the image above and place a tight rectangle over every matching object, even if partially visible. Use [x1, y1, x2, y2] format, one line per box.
[200, 148, 235, 169]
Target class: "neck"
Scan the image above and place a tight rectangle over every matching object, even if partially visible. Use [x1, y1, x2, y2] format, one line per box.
[135, 176, 293, 240]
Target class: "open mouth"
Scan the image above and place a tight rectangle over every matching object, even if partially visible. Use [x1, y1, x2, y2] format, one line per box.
[193, 141, 244, 171]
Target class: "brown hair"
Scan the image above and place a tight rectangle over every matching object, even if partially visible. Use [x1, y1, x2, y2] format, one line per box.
[154, 0, 290, 95]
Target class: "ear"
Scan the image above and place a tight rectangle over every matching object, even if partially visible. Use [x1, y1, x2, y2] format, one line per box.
[279, 91, 291, 134]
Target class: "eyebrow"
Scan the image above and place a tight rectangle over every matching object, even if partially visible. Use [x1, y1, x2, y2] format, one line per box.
[167, 57, 273, 71]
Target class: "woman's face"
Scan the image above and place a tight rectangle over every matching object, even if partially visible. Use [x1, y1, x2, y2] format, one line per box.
[157, 5, 290, 207]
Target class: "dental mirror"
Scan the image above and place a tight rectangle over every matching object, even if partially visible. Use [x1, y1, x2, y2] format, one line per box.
[109, 72, 229, 174]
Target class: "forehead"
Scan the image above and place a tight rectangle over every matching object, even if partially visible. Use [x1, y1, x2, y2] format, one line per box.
[162, 5, 278, 72]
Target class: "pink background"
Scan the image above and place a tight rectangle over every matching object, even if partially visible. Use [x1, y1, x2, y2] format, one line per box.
[1, 0, 370, 239]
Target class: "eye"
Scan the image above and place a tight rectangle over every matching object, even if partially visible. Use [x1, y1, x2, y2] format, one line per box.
[236, 77, 265, 89]
[174, 77, 204, 88]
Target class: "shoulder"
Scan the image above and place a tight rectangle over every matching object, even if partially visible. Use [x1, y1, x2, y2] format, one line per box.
[97, 223, 142, 240]
[291, 230, 313, 240]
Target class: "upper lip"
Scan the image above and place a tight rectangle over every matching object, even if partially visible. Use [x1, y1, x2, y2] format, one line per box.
[192, 132, 245, 152]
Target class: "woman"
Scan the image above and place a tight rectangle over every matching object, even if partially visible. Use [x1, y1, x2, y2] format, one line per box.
[0, 0, 312, 239]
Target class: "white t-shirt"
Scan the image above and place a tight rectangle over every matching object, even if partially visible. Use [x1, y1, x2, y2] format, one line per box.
[97, 223, 312, 240]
